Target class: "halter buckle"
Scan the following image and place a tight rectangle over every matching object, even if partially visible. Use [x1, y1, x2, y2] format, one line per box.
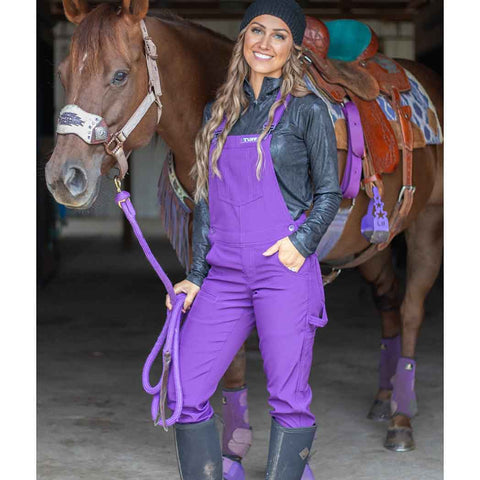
[144, 37, 158, 60]
[397, 185, 416, 204]
[105, 132, 126, 156]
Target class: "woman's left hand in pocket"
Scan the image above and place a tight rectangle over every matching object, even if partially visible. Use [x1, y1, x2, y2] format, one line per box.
[262, 236, 305, 272]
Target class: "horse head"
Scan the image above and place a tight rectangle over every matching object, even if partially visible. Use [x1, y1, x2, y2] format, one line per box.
[46, 0, 159, 209]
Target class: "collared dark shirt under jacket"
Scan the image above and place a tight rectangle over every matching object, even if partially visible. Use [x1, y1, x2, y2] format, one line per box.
[186, 76, 342, 287]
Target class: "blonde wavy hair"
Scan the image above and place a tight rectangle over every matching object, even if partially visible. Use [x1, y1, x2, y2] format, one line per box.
[191, 26, 311, 203]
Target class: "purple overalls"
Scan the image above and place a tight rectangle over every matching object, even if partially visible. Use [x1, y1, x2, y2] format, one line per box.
[168, 92, 327, 429]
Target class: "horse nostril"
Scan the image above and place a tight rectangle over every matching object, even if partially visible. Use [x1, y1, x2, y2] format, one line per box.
[63, 166, 87, 197]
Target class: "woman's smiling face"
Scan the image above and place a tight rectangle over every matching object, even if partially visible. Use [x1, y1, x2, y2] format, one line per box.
[243, 14, 294, 78]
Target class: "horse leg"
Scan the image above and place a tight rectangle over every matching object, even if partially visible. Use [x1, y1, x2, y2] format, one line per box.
[221, 344, 252, 479]
[358, 247, 402, 422]
[223, 344, 247, 389]
[385, 204, 443, 452]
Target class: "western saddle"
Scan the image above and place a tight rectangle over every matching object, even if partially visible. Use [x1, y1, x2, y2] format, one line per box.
[302, 17, 416, 254]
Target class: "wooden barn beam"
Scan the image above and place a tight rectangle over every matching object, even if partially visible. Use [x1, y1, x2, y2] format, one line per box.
[49, 0, 415, 21]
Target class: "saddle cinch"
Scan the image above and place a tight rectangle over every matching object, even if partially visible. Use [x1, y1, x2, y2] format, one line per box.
[301, 17, 439, 251]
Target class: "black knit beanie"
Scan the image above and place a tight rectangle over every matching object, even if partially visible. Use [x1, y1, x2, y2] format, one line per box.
[239, 0, 306, 46]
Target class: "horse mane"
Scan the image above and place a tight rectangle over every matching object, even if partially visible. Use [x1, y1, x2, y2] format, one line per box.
[155, 9, 234, 45]
[70, 4, 233, 74]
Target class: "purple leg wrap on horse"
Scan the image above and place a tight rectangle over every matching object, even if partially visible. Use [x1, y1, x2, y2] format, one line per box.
[391, 357, 418, 418]
[222, 386, 253, 459]
[379, 335, 401, 390]
[301, 463, 315, 480]
[223, 456, 246, 480]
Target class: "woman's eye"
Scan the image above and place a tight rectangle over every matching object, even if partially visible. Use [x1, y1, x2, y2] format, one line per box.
[251, 27, 263, 34]
[274, 34, 286, 41]
[112, 71, 128, 85]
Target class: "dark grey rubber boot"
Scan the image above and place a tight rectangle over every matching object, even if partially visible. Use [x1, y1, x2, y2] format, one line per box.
[174, 417, 223, 480]
[265, 418, 316, 480]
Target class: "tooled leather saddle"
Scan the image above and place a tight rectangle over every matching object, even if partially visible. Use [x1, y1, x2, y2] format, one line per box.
[302, 17, 416, 250]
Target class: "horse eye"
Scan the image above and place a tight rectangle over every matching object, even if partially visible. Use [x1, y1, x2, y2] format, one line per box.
[112, 70, 128, 85]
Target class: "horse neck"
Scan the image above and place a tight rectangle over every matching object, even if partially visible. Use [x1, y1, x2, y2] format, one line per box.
[147, 16, 233, 194]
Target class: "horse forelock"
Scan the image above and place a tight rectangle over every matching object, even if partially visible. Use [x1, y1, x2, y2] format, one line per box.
[70, 4, 133, 75]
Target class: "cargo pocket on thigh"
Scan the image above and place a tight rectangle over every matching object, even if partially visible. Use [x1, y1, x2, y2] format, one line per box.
[296, 315, 317, 393]
[296, 306, 328, 392]
[309, 303, 328, 328]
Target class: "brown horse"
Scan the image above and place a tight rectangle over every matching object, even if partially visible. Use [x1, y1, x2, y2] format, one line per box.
[45, 0, 443, 455]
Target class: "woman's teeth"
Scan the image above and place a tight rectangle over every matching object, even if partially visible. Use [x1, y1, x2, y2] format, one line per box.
[254, 52, 272, 60]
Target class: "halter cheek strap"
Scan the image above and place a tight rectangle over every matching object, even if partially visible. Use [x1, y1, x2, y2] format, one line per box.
[55, 19, 163, 179]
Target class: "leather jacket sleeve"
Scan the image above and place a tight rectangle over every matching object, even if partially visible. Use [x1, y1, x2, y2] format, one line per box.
[186, 197, 211, 287]
[186, 103, 213, 287]
[287, 99, 343, 258]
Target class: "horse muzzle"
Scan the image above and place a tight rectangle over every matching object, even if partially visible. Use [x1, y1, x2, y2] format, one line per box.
[46, 154, 103, 209]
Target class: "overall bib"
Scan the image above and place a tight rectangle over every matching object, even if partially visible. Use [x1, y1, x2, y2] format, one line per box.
[168, 92, 328, 429]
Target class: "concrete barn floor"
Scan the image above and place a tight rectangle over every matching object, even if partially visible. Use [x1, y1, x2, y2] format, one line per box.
[37, 220, 443, 480]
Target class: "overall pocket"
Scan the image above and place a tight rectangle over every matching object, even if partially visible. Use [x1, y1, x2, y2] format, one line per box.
[212, 148, 263, 206]
[296, 314, 318, 392]
[213, 172, 262, 206]
[311, 257, 328, 324]
[308, 306, 328, 328]
[196, 276, 218, 304]
[275, 251, 312, 277]
[198, 287, 217, 302]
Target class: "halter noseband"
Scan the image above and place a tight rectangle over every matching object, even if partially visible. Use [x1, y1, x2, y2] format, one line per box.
[56, 19, 163, 179]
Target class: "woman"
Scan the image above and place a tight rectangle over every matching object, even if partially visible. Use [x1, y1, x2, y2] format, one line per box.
[166, 1, 342, 478]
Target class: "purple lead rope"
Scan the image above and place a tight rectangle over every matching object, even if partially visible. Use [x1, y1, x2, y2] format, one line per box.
[114, 179, 184, 431]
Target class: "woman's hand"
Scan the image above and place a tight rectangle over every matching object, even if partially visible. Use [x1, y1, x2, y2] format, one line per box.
[262, 237, 306, 272]
[166, 279, 201, 313]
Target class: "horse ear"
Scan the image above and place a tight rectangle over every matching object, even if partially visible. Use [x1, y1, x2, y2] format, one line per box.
[62, 0, 90, 25]
[121, 0, 149, 22]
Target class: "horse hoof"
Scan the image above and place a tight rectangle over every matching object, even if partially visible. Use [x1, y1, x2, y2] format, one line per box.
[384, 426, 415, 452]
[223, 456, 245, 480]
[367, 399, 391, 422]
[301, 463, 315, 480]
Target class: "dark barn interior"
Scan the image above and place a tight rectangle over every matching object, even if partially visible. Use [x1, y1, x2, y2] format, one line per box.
[37, 1, 443, 479]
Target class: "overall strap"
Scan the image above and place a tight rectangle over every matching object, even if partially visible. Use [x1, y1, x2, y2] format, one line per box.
[214, 91, 292, 137]
[214, 117, 228, 137]
[268, 92, 292, 132]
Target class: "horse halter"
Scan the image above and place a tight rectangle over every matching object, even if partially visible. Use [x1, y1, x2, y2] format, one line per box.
[56, 20, 163, 179]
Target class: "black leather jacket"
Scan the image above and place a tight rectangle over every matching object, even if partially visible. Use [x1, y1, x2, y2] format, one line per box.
[186, 76, 342, 287]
